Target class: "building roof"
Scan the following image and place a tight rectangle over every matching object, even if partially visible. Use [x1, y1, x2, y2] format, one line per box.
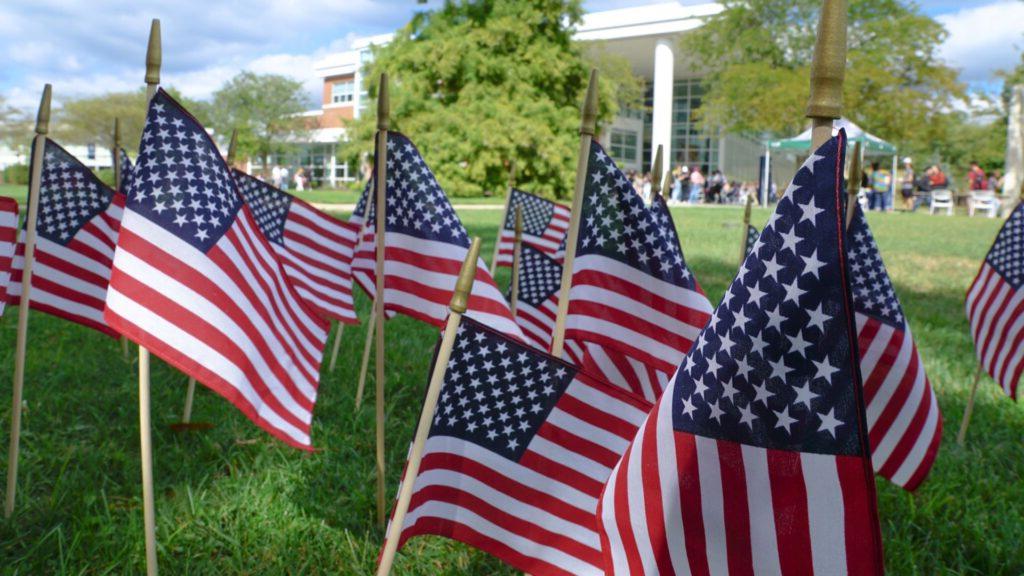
[575, 2, 722, 41]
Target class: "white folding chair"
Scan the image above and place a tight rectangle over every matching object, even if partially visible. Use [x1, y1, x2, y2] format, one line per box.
[968, 191, 999, 218]
[930, 190, 954, 216]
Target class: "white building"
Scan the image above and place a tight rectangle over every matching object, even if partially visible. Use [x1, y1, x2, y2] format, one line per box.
[298, 1, 766, 189]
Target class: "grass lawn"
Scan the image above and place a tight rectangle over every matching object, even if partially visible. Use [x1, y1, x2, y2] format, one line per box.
[1, 206, 1022, 574]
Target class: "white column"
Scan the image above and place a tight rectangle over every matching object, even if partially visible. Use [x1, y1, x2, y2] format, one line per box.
[651, 38, 675, 173]
[329, 145, 338, 187]
[1005, 85, 1023, 196]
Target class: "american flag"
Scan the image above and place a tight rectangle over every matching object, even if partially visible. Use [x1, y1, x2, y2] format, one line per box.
[511, 244, 563, 349]
[7, 139, 124, 337]
[351, 132, 524, 341]
[745, 223, 759, 259]
[598, 131, 885, 575]
[848, 206, 942, 490]
[966, 201, 1024, 399]
[118, 147, 133, 191]
[103, 89, 329, 449]
[564, 141, 713, 401]
[386, 316, 651, 575]
[496, 188, 570, 266]
[0, 196, 18, 317]
[234, 169, 360, 324]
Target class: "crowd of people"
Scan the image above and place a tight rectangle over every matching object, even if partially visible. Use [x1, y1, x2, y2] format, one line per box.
[860, 158, 1005, 212]
[269, 165, 311, 191]
[623, 164, 760, 206]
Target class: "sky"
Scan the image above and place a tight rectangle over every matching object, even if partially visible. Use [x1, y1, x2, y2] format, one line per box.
[1, 0, 1022, 111]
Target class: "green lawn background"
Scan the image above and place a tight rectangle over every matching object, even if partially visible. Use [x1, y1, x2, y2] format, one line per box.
[1, 206, 1022, 574]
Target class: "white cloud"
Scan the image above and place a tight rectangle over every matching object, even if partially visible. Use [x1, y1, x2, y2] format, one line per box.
[936, 0, 1024, 84]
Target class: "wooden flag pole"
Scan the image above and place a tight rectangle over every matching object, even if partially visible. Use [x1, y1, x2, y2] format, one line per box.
[354, 309, 375, 411]
[509, 205, 523, 316]
[806, 0, 847, 150]
[138, 19, 161, 576]
[550, 69, 599, 358]
[328, 324, 345, 372]
[490, 160, 516, 272]
[658, 168, 672, 204]
[649, 145, 663, 202]
[740, 194, 753, 265]
[374, 73, 389, 528]
[957, 365, 986, 445]
[376, 237, 482, 576]
[4, 85, 51, 519]
[113, 118, 131, 361]
[845, 142, 863, 229]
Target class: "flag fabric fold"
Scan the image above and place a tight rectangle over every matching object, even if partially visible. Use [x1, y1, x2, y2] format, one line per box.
[564, 141, 713, 402]
[496, 188, 570, 266]
[966, 201, 1024, 399]
[118, 147, 133, 191]
[234, 169, 360, 324]
[598, 131, 885, 575]
[7, 139, 124, 337]
[103, 89, 329, 449]
[385, 316, 651, 576]
[848, 206, 941, 490]
[511, 244, 563, 349]
[351, 132, 525, 342]
[0, 196, 18, 317]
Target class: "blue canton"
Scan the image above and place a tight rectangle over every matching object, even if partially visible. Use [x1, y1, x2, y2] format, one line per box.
[512, 245, 563, 307]
[234, 170, 291, 246]
[505, 189, 555, 236]
[34, 139, 114, 245]
[351, 180, 370, 223]
[986, 202, 1024, 289]
[128, 89, 242, 253]
[671, 133, 864, 456]
[847, 206, 904, 327]
[431, 317, 575, 461]
[745, 225, 760, 258]
[118, 148, 133, 193]
[577, 141, 695, 289]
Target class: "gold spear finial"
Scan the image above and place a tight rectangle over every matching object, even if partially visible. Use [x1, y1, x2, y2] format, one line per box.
[580, 69, 599, 137]
[145, 19, 161, 86]
[226, 128, 238, 165]
[845, 141, 863, 228]
[35, 85, 52, 135]
[806, 0, 847, 121]
[377, 73, 389, 132]
[650, 145, 664, 198]
[660, 170, 672, 201]
[450, 237, 481, 314]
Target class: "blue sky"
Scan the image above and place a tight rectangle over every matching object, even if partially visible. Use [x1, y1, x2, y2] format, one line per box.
[1, 0, 1021, 110]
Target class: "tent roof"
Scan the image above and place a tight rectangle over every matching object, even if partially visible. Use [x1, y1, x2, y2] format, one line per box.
[768, 118, 897, 155]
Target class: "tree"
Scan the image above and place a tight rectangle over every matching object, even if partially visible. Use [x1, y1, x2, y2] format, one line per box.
[341, 0, 643, 199]
[0, 95, 31, 152]
[682, 0, 965, 151]
[208, 72, 311, 172]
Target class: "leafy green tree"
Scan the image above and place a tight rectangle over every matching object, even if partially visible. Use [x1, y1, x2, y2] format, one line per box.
[682, 0, 965, 151]
[0, 95, 31, 152]
[342, 0, 643, 199]
[208, 72, 311, 172]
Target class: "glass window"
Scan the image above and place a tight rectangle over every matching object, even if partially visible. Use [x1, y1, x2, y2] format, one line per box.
[86, 143, 96, 160]
[332, 80, 354, 104]
[610, 129, 638, 164]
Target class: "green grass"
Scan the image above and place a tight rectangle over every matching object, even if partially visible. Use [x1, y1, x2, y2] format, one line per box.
[1, 207, 1022, 574]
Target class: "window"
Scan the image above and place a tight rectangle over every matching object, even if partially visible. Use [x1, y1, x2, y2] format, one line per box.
[331, 80, 354, 104]
[610, 129, 638, 164]
[86, 143, 96, 160]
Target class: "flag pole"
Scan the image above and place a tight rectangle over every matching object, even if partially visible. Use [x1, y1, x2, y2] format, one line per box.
[649, 145, 663, 203]
[376, 237, 481, 576]
[138, 18, 161, 576]
[4, 85, 51, 519]
[550, 69, 599, 358]
[354, 308, 375, 411]
[741, 194, 753, 265]
[957, 365, 985, 445]
[490, 160, 516, 272]
[806, 0, 847, 150]
[509, 205, 523, 316]
[374, 72, 389, 528]
[113, 118, 131, 361]
[845, 142, 863, 229]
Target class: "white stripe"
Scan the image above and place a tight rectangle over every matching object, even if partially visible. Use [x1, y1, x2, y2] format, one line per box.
[627, 356, 657, 403]
[569, 282, 709, 343]
[800, 452, 848, 575]
[983, 287, 1024, 371]
[547, 407, 629, 455]
[570, 318, 686, 371]
[626, 416, 659, 575]
[655, 399, 689, 574]
[600, 459, 631, 575]
[740, 446, 782, 576]
[573, 255, 713, 313]
[106, 286, 310, 446]
[583, 343, 629, 391]
[528, 434, 611, 482]
[992, 311, 1024, 395]
[696, 436, 729, 576]
[889, 385, 940, 487]
[856, 315, 894, 384]
[568, 379, 649, 428]
[869, 340, 927, 468]
[965, 265, 994, 327]
[22, 285, 105, 325]
[389, 289, 522, 340]
[973, 282, 1009, 358]
[864, 324, 912, 425]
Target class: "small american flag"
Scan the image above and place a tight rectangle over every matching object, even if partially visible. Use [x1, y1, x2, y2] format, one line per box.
[745, 223, 759, 258]
[496, 188, 570, 266]
[103, 90, 329, 449]
[564, 141, 713, 401]
[849, 206, 941, 490]
[510, 244, 563, 349]
[118, 147, 133, 191]
[0, 196, 18, 317]
[352, 132, 523, 340]
[598, 131, 885, 575]
[234, 169, 360, 324]
[385, 316, 651, 575]
[8, 139, 124, 336]
[966, 201, 1024, 399]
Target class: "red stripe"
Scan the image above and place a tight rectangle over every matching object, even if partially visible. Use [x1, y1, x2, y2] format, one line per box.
[536, 422, 620, 469]
[866, 338, 916, 445]
[994, 315, 1024, 398]
[972, 273, 1005, 348]
[986, 292, 1024, 387]
[901, 411, 942, 492]
[567, 328, 681, 378]
[609, 441, 644, 575]
[766, 449, 813, 574]
[572, 269, 711, 333]
[965, 266, 995, 328]
[836, 454, 885, 575]
[518, 449, 603, 497]
[560, 381, 649, 440]
[675, 431, 710, 576]
[717, 441, 753, 576]
[640, 408, 674, 575]
[876, 372, 934, 482]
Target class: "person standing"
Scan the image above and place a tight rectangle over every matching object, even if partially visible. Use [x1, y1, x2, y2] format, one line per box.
[900, 157, 916, 211]
[869, 162, 892, 211]
[294, 167, 306, 192]
[271, 165, 282, 189]
[688, 166, 705, 203]
[280, 166, 290, 191]
[967, 161, 987, 191]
